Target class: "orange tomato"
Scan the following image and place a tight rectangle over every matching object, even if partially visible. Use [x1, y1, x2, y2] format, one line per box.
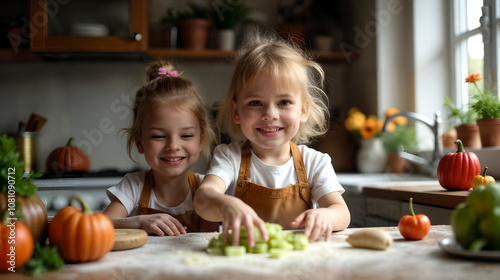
[0, 212, 34, 272]
[398, 198, 431, 240]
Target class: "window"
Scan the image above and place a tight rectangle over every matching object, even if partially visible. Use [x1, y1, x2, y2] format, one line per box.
[451, 0, 499, 108]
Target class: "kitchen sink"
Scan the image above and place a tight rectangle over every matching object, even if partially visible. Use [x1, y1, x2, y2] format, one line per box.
[336, 173, 439, 193]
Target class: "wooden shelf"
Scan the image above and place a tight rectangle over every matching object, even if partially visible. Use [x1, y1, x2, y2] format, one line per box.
[0, 48, 42, 62]
[147, 48, 359, 63]
[147, 48, 237, 60]
[0, 47, 359, 63]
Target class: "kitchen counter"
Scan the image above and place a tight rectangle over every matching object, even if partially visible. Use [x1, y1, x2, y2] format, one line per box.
[337, 174, 469, 227]
[9, 226, 500, 280]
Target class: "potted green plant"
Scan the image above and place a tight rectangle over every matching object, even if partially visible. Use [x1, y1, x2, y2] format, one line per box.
[382, 125, 418, 173]
[166, 3, 212, 50]
[443, 96, 481, 148]
[212, 0, 252, 50]
[467, 73, 500, 146]
[277, 0, 309, 47]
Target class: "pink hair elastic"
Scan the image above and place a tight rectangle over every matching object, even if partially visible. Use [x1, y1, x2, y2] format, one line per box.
[158, 68, 178, 77]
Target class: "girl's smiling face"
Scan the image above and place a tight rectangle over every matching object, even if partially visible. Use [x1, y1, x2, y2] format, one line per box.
[136, 103, 203, 178]
[232, 75, 308, 152]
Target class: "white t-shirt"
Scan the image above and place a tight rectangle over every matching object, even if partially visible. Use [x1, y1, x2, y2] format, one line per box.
[207, 141, 344, 208]
[106, 170, 205, 216]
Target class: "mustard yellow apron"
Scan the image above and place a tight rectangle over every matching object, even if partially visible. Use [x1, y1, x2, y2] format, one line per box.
[136, 170, 219, 232]
[235, 141, 313, 229]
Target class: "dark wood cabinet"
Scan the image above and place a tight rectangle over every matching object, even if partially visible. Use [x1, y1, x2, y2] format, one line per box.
[30, 0, 148, 52]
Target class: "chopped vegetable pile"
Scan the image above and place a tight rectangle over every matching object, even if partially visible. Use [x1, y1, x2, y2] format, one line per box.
[207, 223, 309, 258]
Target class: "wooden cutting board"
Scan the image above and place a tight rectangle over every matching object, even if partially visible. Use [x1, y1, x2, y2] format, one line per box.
[362, 185, 468, 209]
[112, 229, 148, 251]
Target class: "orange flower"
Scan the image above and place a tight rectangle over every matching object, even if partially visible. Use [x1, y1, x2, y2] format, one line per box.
[465, 73, 482, 83]
[384, 107, 407, 126]
[347, 107, 360, 117]
[378, 119, 395, 133]
[347, 112, 366, 130]
[360, 118, 378, 139]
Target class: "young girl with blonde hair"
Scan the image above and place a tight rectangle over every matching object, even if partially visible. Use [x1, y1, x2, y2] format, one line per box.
[104, 60, 218, 235]
[194, 34, 350, 246]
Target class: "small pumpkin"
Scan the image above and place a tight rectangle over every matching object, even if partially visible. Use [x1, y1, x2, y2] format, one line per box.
[49, 195, 114, 263]
[0, 210, 34, 272]
[471, 167, 496, 189]
[46, 138, 90, 172]
[0, 193, 47, 243]
[437, 139, 481, 191]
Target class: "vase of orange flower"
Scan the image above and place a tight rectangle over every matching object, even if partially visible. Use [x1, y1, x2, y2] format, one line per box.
[345, 108, 387, 173]
[355, 138, 387, 173]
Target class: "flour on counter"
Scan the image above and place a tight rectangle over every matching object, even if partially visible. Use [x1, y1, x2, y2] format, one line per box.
[176, 250, 211, 266]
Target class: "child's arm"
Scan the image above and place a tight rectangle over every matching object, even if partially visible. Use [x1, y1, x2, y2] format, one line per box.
[291, 191, 350, 242]
[194, 174, 268, 246]
[103, 198, 187, 236]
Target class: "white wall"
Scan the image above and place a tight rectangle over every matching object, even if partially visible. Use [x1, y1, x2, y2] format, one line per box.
[376, 0, 450, 152]
[0, 61, 233, 173]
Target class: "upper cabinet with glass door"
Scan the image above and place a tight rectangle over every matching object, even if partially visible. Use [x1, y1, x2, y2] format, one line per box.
[30, 0, 148, 52]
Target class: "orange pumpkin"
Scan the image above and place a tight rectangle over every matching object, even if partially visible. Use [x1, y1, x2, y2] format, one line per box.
[49, 195, 114, 263]
[46, 138, 90, 172]
[437, 139, 481, 191]
[0, 193, 47, 243]
[471, 167, 496, 189]
[0, 211, 34, 272]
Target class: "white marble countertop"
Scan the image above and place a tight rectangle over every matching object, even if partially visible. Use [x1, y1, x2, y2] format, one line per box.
[9, 225, 500, 280]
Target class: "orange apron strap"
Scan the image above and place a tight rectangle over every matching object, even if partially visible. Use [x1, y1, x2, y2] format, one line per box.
[290, 142, 313, 209]
[238, 140, 252, 181]
[188, 171, 200, 195]
[235, 141, 252, 197]
[290, 142, 308, 185]
[137, 170, 154, 212]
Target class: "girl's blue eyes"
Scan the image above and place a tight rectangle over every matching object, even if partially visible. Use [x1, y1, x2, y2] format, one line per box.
[151, 135, 194, 139]
[249, 100, 262, 106]
[248, 100, 292, 106]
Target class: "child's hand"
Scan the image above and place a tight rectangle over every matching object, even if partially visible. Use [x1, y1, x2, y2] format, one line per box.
[220, 196, 268, 247]
[136, 213, 187, 236]
[291, 208, 333, 242]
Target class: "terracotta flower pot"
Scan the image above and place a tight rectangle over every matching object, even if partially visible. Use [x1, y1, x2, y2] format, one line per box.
[387, 153, 408, 173]
[441, 128, 457, 148]
[477, 118, 500, 147]
[178, 19, 212, 50]
[455, 124, 482, 149]
[278, 23, 305, 47]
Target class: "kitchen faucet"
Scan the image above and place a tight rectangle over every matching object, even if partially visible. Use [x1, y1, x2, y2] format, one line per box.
[382, 111, 443, 177]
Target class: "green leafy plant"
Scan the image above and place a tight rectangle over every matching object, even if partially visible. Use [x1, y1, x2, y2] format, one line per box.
[23, 242, 64, 276]
[382, 125, 418, 154]
[212, 0, 252, 30]
[471, 90, 500, 119]
[0, 134, 43, 197]
[443, 96, 478, 125]
[467, 73, 500, 119]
